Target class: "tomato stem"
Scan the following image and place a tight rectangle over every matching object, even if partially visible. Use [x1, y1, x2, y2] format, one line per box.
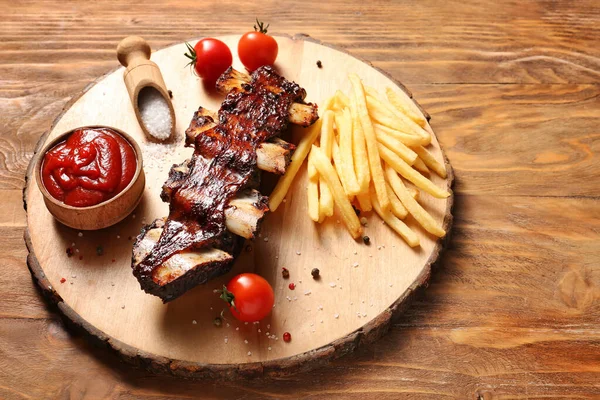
[219, 285, 238, 312]
[183, 41, 197, 71]
[254, 18, 269, 34]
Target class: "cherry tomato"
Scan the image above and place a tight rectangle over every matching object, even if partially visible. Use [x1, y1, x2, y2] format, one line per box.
[184, 38, 232, 82]
[238, 20, 278, 71]
[220, 273, 274, 322]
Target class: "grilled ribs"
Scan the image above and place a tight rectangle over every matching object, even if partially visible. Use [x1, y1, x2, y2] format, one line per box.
[132, 66, 318, 302]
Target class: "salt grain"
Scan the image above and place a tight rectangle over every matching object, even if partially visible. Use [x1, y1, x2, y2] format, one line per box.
[329, 282, 336, 288]
[268, 346, 272, 351]
[334, 313, 339, 319]
[224, 338, 229, 344]
[78, 232, 83, 237]
[244, 339, 248, 344]
[304, 290, 311, 295]
[296, 251, 301, 255]
[247, 351, 252, 356]
[236, 327, 240, 331]
[138, 87, 172, 140]
[192, 320, 197, 325]
[263, 237, 269, 242]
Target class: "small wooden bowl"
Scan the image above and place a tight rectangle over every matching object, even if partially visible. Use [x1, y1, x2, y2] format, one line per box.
[35, 126, 145, 230]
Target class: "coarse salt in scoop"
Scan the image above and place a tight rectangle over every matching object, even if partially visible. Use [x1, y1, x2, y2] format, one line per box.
[117, 36, 176, 141]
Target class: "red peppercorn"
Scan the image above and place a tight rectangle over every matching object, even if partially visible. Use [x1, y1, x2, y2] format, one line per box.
[60, 277, 66, 283]
[281, 267, 290, 279]
[288, 283, 295, 290]
[283, 332, 291, 342]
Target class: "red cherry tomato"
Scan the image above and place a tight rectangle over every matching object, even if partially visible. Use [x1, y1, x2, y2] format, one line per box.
[238, 20, 278, 71]
[184, 38, 232, 82]
[220, 273, 274, 322]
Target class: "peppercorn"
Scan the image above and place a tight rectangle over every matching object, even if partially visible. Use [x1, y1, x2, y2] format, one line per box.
[363, 236, 371, 245]
[213, 317, 222, 327]
[353, 206, 361, 216]
[283, 332, 292, 342]
[281, 267, 290, 279]
[66, 247, 74, 257]
[168, 90, 173, 99]
[288, 283, 295, 290]
[311, 268, 320, 279]
[245, 244, 253, 252]
[316, 60, 322, 68]
[60, 278, 66, 284]
[96, 246, 104, 256]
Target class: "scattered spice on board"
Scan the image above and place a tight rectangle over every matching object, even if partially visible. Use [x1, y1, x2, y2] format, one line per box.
[78, 255, 83, 260]
[66, 247, 74, 257]
[363, 236, 370, 245]
[213, 317, 222, 327]
[283, 332, 292, 342]
[281, 267, 290, 279]
[316, 60, 322, 68]
[311, 268, 320, 279]
[96, 246, 104, 256]
[60, 277, 66, 283]
[288, 283, 296, 290]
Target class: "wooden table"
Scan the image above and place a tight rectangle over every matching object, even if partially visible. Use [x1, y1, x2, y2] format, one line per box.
[2, 1, 599, 398]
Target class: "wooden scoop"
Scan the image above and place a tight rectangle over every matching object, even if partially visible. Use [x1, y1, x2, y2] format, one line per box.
[117, 36, 176, 141]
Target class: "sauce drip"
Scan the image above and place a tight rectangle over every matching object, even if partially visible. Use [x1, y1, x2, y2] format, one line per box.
[41, 127, 137, 207]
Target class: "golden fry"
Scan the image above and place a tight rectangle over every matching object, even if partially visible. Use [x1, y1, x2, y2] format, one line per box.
[336, 108, 361, 196]
[377, 129, 418, 165]
[319, 110, 335, 217]
[307, 153, 320, 222]
[385, 165, 446, 237]
[373, 123, 426, 147]
[349, 74, 390, 211]
[386, 182, 408, 219]
[311, 146, 363, 239]
[356, 192, 372, 212]
[386, 87, 427, 128]
[366, 95, 431, 145]
[335, 90, 350, 108]
[332, 139, 352, 199]
[378, 143, 450, 199]
[412, 157, 430, 174]
[349, 94, 371, 193]
[413, 146, 447, 178]
[370, 186, 419, 247]
[270, 117, 322, 211]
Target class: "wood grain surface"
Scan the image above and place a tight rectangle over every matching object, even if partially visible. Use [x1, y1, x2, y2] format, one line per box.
[1, 0, 599, 399]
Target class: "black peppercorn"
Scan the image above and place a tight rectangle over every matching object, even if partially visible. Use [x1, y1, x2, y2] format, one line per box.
[316, 60, 322, 68]
[168, 90, 173, 98]
[363, 236, 370, 245]
[96, 246, 104, 256]
[282, 267, 290, 279]
[311, 268, 320, 279]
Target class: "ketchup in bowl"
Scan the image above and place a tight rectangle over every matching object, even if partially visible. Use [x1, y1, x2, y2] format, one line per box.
[41, 127, 137, 207]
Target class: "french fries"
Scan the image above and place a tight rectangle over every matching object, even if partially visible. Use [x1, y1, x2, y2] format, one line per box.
[371, 186, 419, 247]
[412, 157, 430, 174]
[350, 93, 370, 192]
[386, 182, 408, 219]
[385, 165, 446, 237]
[349, 74, 390, 211]
[336, 108, 361, 196]
[379, 143, 450, 199]
[386, 87, 427, 128]
[272, 75, 448, 246]
[374, 123, 426, 147]
[269, 115, 323, 211]
[413, 145, 447, 178]
[319, 110, 335, 217]
[307, 152, 320, 222]
[377, 129, 418, 165]
[311, 146, 363, 239]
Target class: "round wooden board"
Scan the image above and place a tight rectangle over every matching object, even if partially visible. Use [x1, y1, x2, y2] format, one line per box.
[24, 34, 454, 379]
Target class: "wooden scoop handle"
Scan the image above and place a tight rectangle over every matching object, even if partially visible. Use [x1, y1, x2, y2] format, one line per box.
[117, 36, 152, 68]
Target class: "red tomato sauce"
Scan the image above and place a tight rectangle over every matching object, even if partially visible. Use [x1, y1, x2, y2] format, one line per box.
[41, 127, 137, 207]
